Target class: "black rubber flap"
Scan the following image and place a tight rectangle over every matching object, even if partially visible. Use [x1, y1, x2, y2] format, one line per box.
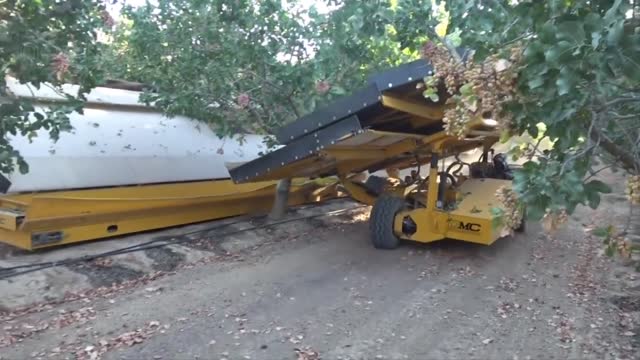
[275, 84, 379, 144]
[367, 59, 432, 92]
[230, 115, 364, 183]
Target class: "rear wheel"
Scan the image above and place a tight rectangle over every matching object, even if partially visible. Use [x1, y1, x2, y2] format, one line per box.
[369, 194, 406, 249]
[364, 175, 389, 195]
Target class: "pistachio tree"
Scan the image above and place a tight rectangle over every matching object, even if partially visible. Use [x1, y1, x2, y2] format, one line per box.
[0, 0, 111, 174]
[104, 0, 435, 139]
[422, 0, 639, 256]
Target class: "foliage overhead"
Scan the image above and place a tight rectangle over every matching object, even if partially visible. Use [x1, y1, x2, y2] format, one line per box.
[0, 0, 111, 174]
[103, 0, 436, 138]
[431, 0, 639, 225]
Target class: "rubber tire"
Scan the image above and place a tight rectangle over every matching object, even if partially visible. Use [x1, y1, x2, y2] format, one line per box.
[365, 175, 388, 195]
[369, 194, 406, 249]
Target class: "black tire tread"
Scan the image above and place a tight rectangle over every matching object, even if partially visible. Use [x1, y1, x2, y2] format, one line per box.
[369, 194, 406, 249]
[364, 175, 388, 195]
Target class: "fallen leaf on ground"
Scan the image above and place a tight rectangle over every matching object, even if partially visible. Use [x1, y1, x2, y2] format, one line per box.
[294, 347, 319, 360]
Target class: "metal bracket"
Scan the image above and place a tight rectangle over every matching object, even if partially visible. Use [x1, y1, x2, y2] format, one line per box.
[32, 231, 64, 247]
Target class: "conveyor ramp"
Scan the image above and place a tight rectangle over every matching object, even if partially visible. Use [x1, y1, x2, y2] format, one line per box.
[230, 58, 496, 185]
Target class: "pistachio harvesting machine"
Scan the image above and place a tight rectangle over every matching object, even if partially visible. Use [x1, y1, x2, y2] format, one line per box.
[230, 59, 525, 249]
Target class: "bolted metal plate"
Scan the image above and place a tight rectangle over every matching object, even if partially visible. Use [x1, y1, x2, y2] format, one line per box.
[367, 59, 433, 92]
[275, 84, 379, 144]
[32, 231, 65, 247]
[230, 115, 364, 183]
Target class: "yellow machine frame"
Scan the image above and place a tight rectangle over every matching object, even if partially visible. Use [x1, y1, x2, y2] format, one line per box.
[0, 178, 340, 250]
[229, 94, 523, 248]
[357, 138, 518, 248]
[391, 155, 513, 246]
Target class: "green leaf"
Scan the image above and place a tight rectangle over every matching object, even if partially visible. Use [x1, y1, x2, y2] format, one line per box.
[18, 159, 29, 174]
[592, 227, 609, 237]
[330, 86, 346, 96]
[423, 76, 437, 86]
[586, 191, 600, 209]
[605, 245, 614, 257]
[525, 199, 546, 221]
[539, 21, 557, 43]
[591, 32, 602, 49]
[422, 87, 439, 102]
[523, 41, 544, 61]
[585, 180, 612, 194]
[460, 83, 474, 97]
[348, 14, 364, 31]
[584, 13, 603, 30]
[527, 77, 544, 89]
[556, 21, 585, 45]
[556, 77, 571, 96]
[607, 21, 624, 45]
[544, 41, 572, 64]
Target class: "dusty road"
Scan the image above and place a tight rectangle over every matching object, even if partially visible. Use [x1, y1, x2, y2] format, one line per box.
[1, 190, 639, 359]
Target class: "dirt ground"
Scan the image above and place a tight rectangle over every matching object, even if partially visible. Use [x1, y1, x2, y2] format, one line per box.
[1, 173, 639, 360]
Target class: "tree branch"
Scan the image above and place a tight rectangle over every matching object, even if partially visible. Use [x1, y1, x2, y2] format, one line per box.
[590, 126, 640, 173]
[604, 95, 640, 108]
[584, 164, 615, 181]
[426, 28, 463, 64]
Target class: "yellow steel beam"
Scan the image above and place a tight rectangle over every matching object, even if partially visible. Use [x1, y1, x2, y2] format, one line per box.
[310, 182, 341, 202]
[322, 148, 387, 161]
[0, 178, 340, 250]
[426, 165, 439, 211]
[381, 94, 445, 120]
[329, 131, 454, 176]
[250, 156, 325, 182]
[339, 177, 377, 206]
[336, 159, 375, 176]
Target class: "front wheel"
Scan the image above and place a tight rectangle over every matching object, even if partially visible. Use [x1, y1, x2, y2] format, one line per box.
[369, 194, 406, 249]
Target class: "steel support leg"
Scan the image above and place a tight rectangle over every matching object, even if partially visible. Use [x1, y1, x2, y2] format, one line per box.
[269, 178, 291, 219]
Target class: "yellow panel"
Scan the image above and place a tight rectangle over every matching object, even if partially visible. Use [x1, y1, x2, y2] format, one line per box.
[322, 148, 386, 161]
[450, 178, 512, 220]
[0, 179, 338, 250]
[392, 178, 512, 246]
[0, 195, 276, 250]
[0, 209, 22, 231]
[394, 208, 500, 245]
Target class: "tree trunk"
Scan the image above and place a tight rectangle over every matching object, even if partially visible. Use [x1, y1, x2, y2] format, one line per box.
[269, 178, 291, 220]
